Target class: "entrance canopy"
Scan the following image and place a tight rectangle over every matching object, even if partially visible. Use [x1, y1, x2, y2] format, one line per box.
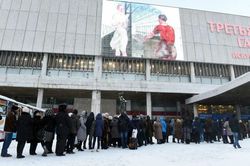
[186, 72, 250, 105]
[0, 95, 45, 112]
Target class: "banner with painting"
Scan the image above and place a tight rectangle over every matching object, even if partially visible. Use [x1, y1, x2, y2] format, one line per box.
[101, 0, 184, 60]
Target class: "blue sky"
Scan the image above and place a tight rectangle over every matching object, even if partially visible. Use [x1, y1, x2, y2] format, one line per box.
[126, 0, 250, 16]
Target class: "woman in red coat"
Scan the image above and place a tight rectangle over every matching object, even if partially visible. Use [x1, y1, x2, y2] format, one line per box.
[144, 14, 177, 60]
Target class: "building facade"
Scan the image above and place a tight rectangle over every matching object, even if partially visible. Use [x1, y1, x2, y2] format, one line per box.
[0, 0, 250, 118]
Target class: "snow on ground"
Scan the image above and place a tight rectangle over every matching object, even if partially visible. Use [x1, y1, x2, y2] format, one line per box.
[0, 138, 249, 166]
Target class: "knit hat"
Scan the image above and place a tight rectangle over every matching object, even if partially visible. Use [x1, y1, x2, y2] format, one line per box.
[22, 107, 30, 113]
[11, 104, 19, 112]
[58, 103, 67, 112]
[73, 109, 78, 115]
[103, 112, 109, 119]
[34, 110, 42, 117]
[45, 109, 54, 116]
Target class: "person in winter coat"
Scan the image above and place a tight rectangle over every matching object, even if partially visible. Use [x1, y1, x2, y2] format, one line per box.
[41, 109, 55, 156]
[238, 120, 245, 140]
[102, 113, 110, 149]
[204, 118, 213, 143]
[138, 115, 147, 146]
[145, 116, 154, 144]
[223, 118, 234, 144]
[1, 104, 18, 157]
[85, 112, 95, 149]
[192, 117, 201, 144]
[77, 111, 87, 151]
[182, 116, 193, 144]
[110, 115, 121, 147]
[16, 107, 33, 159]
[93, 113, 104, 152]
[160, 117, 167, 143]
[29, 111, 44, 155]
[66, 109, 80, 154]
[170, 118, 176, 143]
[229, 114, 241, 149]
[118, 112, 130, 149]
[175, 119, 183, 143]
[153, 117, 163, 144]
[55, 104, 71, 156]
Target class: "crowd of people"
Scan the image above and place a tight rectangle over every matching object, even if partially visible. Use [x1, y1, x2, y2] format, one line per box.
[1, 103, 249, 159]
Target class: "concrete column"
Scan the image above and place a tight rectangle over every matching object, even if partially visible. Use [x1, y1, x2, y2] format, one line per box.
[176, 101, 181, 115]
[41, 53, 48, 76]
[193, 104, 198, 118]
[230, 65, 235, 80]
[94, 56, 102, 80]
[146, 59, 151, 81]
[91, 90, 101, 115]
[235, 104, 241, 120]
[36, 89, 44, 108]
[146, 92, 152, 117]
[190, 62, 196, 83]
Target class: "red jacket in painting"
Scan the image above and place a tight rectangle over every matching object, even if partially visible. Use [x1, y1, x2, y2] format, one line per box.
[153, 24, 175, 45]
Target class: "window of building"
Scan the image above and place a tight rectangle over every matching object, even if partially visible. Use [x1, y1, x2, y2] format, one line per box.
[0, 51, 42, 68]
[150, 60, 190, 76]
[102, 57, 146, 74]
[47, 54, 94, 71]
[234, 65, 250, 77]
[194, 63, 229, 77]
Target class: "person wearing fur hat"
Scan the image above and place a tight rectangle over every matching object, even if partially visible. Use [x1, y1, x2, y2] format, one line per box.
[1, 104, 18, 157]
[55, 104, 71, 156]
[16, 107, 33, 159]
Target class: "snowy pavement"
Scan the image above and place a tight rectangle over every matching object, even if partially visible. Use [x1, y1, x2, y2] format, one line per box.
[0, 138, 249, 166]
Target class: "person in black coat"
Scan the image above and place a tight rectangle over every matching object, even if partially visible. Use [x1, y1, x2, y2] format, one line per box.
[229, 114, 241, 149]
[118, 112, 130, 149]
[55, 104, 71, 156]
[41, 109, 55, 156]
[146, 116, 154, 144]
[16, 107, 33, 159]
[182, 116, 193, 144]
[85, 112, 95, 149]
[102, 113, 110, 149]
[110, 115, 121, 147]
[29, 111, 44, 155]
[66, 109, 80, 154]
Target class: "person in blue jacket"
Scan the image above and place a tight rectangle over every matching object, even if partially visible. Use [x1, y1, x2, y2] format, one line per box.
[93, 113, 104, 152]
[160, 117, 167, 143]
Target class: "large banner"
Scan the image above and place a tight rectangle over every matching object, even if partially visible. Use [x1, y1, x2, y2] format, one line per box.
[101, 0, 184, 60]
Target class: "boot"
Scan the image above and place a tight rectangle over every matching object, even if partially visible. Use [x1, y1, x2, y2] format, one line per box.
[77, 141, 83, 151]
[83, 140, 87, 149]
[172, 137, 176, 143]
[42, 146, 49, 157]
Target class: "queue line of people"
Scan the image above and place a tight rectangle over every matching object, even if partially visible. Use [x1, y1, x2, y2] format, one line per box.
[1, 104, 249, 159]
